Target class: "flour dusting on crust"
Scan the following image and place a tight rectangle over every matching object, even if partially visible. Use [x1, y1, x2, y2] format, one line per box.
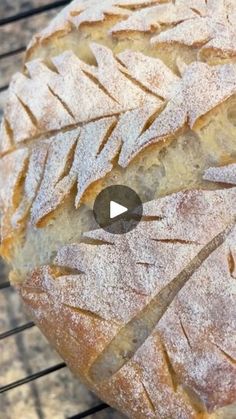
[1, 1, 236, 418]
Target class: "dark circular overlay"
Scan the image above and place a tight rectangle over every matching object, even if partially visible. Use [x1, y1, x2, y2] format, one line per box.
[93, 185, 143, 235]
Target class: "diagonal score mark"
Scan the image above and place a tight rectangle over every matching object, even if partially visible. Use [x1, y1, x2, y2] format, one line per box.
[47, 85, 75, 120]
[89, 222, 235, 382]
[1, 109, 125, 159]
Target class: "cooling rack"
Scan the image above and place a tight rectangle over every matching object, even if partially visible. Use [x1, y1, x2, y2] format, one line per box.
[0, 2, 110, 418]
[0, 278, 110, 419]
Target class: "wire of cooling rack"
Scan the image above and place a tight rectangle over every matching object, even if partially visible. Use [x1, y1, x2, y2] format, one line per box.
[0, 2, 112, 417]
[0, 320, 35, 340]
[0, 280, 10, 289]
[0, 0, 70, 26]
[0, 1, 71, 91]
[0, 46, 26, 60]
[68, 404, 109, 419]
[0, 274, 111, 419]
[0, 85, 9, 93]
[0, 360, 67, 394]
[0, 292, 110, 416]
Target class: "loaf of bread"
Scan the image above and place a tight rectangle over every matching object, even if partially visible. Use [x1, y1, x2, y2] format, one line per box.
[0, 0, 236, 417]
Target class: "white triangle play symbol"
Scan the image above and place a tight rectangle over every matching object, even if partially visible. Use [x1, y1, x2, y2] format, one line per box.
[110, 201, 128, 219]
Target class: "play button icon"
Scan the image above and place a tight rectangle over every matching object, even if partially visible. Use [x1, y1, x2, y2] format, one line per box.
[110, 201, 127, 219]
[93, 185, 143, 234]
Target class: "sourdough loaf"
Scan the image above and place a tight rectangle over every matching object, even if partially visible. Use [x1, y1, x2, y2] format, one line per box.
[0, 0, 236, 418]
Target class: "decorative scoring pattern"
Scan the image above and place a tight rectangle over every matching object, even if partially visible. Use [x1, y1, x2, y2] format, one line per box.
[1, 44, 236, 235]
[20, 182, 236, 418]
[1, 1, 236, 418]
[27, 0, 236, 59]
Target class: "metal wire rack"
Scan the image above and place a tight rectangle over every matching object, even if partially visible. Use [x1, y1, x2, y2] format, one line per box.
[0, 2, 111, 418]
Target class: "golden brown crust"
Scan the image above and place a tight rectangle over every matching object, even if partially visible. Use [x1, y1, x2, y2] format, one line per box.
[1, 1, 236, 418]
[25, 0, 236, 60]
[19, 186, 236, 418]
[1, 47, 236, 244]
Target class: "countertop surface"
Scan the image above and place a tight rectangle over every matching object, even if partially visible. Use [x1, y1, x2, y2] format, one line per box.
[0, 2, 124, 418]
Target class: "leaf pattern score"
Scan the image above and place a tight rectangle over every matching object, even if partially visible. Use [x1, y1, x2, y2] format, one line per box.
[1, 46, 236, 232]
[20, 185, 236, 417]
[27, 0, 236, 60]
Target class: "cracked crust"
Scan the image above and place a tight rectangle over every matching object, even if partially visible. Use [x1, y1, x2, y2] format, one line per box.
[0, 1, 236, 418]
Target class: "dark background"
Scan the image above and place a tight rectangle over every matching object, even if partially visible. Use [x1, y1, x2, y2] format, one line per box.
[0, 2, 124, 418]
